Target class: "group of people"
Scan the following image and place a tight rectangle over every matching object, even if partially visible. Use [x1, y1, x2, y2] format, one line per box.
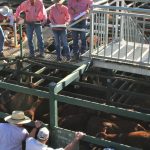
[0, 110, 86, 150]
[0, 110, 116, 150]
[0, 0, 93, 62]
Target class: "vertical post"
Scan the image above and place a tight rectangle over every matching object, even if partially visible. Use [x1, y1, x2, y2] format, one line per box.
[107, 78, 112, 101]
[13, 23, 18, 47]
[19, 24, 23, 57]
[120, 0, 125, 40]
[90, 7, 94, 58]
[16, 59, 22, 83]
[115, 0, 119, 39]
[49, 82, 58, 129]
[105, 3, 109, 46]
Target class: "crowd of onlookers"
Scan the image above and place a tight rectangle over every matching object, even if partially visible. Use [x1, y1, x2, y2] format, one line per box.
[0, 0, 93, 62]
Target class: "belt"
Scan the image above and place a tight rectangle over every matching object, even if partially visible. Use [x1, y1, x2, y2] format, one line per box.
[26, 21, 42, 24]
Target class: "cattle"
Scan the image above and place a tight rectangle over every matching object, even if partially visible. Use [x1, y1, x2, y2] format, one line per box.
[59, 113, 90, 132]
[86, 115, 146, 136]
[99, 131, 150, 149]
[24, 98, 43, 120]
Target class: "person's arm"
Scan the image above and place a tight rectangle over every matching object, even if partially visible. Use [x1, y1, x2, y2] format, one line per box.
[28, 120, 43, 138]
[42, 5, 47, 22]
[15, 1, 26, 20]
[37, 1, 47, 23]
[65, 7, 70, 25]
[68, 0, 75, 16]
[86, 0, 93, 14]
[49, 7, 55, 24]
[64, 132, 85, 150]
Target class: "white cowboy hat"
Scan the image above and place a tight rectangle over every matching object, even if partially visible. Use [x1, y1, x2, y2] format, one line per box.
[4, 111, 31, 124]
[0, 6, 12, 17]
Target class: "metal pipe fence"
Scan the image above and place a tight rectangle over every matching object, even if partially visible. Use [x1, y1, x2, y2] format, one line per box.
[90, 3, 150, 66]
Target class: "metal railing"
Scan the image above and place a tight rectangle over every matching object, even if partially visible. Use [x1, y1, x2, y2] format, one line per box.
[0, 62, 149, 150]
[0, 22, 18, 47]
[90, 3, 150, 66]
[1, 58, 150, 149]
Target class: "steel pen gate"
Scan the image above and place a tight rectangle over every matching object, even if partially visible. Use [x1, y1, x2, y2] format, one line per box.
[0, 0, 150, 149]
[0, 59, 150, 150]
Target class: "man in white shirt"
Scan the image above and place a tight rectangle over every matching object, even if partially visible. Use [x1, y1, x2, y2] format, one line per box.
[26, 120, 85, 150]
[0, 110, 31, 150]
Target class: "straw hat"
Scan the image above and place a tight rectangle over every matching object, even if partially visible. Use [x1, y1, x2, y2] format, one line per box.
[4, 111, 31, 124]
[0, 6, 12, 17]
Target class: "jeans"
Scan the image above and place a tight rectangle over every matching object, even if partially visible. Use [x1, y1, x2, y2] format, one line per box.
[0, 26, 4, 53]
[72, 19, 87, 56]
[26, 23, 44, 56]
[52, 29, 70, 60]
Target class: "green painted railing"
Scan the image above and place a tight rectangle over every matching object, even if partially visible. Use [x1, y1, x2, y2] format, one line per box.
[0, 61, 149, 149]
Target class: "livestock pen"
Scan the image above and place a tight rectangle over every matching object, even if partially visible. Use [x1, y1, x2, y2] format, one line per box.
[0, 0, 150, 149]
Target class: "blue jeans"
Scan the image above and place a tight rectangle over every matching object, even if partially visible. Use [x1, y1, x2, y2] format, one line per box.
[52, 29, 70, 60]
[26, 23, 44, 56]
[72, 20, 87, 56]
[0, 26, 4, 53]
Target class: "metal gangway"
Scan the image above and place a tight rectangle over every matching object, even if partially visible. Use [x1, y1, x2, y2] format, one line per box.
[84, 0, 150, 76]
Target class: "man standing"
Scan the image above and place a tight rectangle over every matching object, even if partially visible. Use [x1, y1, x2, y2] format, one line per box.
[15, 0, 47, 58]
[49, 0, 71, 62]
[26, 120, 85, 150]
[0, 6, 12, 57]
[68, 0, 93, 61]
[0, 111, 31, 150]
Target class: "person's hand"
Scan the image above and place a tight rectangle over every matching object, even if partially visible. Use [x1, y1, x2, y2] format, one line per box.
[71, 7, 79, 14]
[74, 132, 86, 141]
[14, 17, 21, 24]
[41, 20, 47, 27]
[86, 9, 90, 14]
[34, 120, 43, 129]
[65, 22, 69, 26]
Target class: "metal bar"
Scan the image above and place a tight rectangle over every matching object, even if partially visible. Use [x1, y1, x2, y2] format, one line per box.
[13, 23, 18, 47]
[56, 95, 150, 122]
[19, 24, 23, 57]
[92, 5, 150, 13]
[54, 62, 91, 94]
[92, 10, 150, 19]
[54, 127, 141, 150]
[49, 82, 58, 128]
[0, 81, 49, 98]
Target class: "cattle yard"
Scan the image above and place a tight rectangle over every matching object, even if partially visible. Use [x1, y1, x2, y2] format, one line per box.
[0, 0, 150, 150]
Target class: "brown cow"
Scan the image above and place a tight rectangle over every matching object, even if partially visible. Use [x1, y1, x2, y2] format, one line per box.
[59, 113, 90, 132]
[24, 98, 42, 120]
[99, 130, 150, 149]
[9, 93, 36, 111]
[86, 115, 146, 136]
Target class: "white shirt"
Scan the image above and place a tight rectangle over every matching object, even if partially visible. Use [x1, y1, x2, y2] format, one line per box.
[0, 123, 29, 150]
[26, 137, 64, 150]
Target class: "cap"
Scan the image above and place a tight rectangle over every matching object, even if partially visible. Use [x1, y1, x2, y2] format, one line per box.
[37, 127, 49, 141]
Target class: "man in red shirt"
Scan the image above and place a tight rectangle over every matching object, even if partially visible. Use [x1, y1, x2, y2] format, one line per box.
[15, 0, 47, 58]
[68, 0, 93, 61]
[49, 0, 71, 62]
